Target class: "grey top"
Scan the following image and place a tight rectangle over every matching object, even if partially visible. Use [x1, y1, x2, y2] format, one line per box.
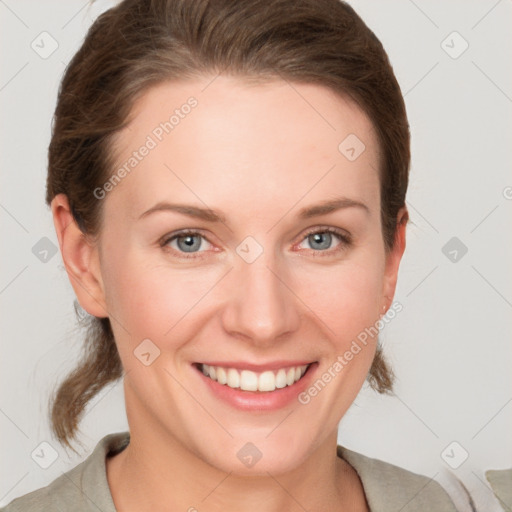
[0, 430, 479, 511]
[485, 468, 512, 511]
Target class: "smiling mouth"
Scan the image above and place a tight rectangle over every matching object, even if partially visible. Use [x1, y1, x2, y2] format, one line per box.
[194, 362, 313, 392]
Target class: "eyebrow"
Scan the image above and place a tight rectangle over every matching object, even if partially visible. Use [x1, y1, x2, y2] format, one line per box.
[138, 196, 370, 223]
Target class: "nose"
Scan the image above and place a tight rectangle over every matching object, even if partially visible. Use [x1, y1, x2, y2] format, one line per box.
[220, 247, 301, 346]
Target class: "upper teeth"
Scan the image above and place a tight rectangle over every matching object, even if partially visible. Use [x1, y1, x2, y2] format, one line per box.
[201, 364, 309, 392]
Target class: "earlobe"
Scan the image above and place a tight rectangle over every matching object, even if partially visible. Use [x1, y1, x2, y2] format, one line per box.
[51, 194, 109, 318]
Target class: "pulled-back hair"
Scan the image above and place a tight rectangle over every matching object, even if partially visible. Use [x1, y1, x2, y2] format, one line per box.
[47, 0, 410, 450]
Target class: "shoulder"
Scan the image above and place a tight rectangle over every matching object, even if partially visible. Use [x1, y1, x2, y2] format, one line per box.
[485, 467, 512, 510]
[337, 445, 458, 512]
[0, 462, 85, 512]
[0, 432, 130, 512]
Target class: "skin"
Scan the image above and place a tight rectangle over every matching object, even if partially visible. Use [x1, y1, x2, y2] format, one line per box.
[52, 76, 407, 511]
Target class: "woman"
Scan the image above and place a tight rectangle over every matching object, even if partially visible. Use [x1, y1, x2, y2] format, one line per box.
[1, 0, 459, 510]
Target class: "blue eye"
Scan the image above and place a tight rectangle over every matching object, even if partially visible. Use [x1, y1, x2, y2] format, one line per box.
[309, 231, 336, 250]
[173, 233, 203, 252]
[298, 227, 352, 256]
[160, 226, 352, 259]
[161, 230, 211, 258]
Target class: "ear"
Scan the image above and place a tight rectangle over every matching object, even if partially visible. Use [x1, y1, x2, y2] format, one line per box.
[51, 193, 108, 318]
[381, 206, 408, 312]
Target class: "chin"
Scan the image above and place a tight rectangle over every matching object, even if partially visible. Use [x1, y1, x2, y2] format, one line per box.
[194, 432, 315, 476]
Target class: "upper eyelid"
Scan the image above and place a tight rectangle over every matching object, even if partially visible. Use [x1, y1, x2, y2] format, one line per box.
[301, 225, 351, 239]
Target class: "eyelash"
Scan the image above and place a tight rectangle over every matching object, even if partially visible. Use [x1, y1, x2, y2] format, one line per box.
[159, 226, 352, 260]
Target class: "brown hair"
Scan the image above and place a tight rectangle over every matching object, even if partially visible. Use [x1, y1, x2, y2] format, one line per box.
[47, 0, 410, 450]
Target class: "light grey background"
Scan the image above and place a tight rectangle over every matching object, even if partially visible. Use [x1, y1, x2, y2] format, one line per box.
[1, 0, 511, 510]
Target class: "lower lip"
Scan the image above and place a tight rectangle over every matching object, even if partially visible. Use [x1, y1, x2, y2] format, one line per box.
[194, 362, 318, 411]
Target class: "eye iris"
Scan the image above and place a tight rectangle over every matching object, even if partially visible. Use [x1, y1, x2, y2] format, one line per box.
[177, 234, 201, 252]
[309, 232, 332, 250]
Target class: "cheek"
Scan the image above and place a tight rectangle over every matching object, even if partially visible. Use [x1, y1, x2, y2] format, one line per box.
[296, 258, 384, 343]
[291, 259, 385, 416]
[102, 251, 222, 350]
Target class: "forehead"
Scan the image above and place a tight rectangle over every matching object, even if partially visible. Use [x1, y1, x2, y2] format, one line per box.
[105, 76, 380, 221]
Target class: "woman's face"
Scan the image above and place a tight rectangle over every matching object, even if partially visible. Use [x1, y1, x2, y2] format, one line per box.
[81, 76, 405, 473]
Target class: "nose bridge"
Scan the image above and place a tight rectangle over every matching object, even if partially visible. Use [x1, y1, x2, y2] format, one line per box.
[222, 239, 299, 342]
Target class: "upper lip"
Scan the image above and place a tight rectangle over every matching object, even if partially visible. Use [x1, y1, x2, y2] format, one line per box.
[195, 360, 315, 372]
